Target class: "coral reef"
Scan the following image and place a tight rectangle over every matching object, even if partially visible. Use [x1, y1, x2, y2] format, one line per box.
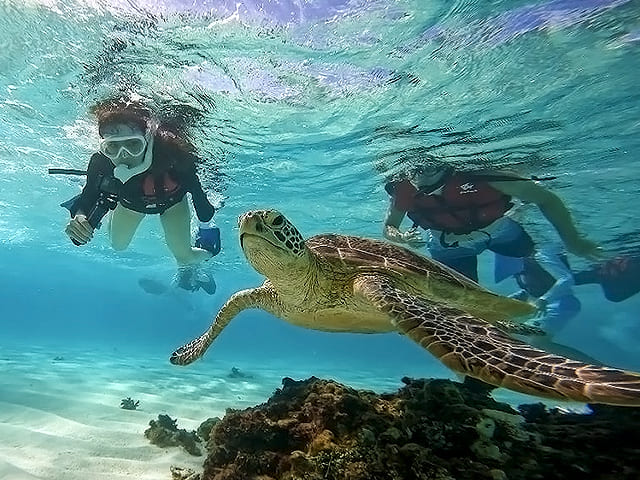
[120, 397, 140, 410]
[145, 414, 202, 456]
[197, 417, 221, 443]
[189, 376, 640, 480]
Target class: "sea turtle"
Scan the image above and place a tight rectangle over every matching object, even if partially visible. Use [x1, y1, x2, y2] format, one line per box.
[171, 209, 640, 406]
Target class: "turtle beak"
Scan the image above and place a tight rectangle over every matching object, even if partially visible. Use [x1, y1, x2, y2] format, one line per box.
[239, 211, 265, 235]
[238, 212, 250, 228]
[239, 211, 263, 250]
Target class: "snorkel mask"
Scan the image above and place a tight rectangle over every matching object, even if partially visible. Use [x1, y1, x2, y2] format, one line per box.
[99, 134, 147, 160]
[100, 125, 156, 183]
[412, 164, 454, 193]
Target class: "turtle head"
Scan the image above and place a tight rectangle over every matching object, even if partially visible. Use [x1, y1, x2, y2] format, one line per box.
[239, 209, 308, 278]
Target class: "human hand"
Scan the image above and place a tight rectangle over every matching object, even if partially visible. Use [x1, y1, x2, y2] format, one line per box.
[508, 289, 529, 301]
[65, 214, 94, 245]
[566, 236, 605, 261]
[402, 228, 426, 248]
[533, 298, 548, 318]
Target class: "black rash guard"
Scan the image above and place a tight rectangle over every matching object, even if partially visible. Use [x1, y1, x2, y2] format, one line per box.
[72, 140, 214, 222]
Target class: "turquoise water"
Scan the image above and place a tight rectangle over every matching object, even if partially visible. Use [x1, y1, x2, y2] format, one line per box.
[1, 0, 639, 403]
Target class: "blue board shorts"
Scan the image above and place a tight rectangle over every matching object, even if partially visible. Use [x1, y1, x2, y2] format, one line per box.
[428, 217, 535, 282]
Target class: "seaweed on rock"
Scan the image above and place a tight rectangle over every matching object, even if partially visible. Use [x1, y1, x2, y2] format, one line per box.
[145, 414, 203, 457]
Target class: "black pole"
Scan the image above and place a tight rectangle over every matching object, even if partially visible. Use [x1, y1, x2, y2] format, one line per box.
[48, 168, 87, 176]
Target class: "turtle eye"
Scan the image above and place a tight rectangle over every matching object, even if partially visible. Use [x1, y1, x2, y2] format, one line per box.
[272, 215, 284, 226]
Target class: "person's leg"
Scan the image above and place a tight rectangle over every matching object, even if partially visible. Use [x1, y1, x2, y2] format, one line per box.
[108, 203, 145, 251]
[524, 295, 602, 363]
[429, 245, 479, 281]
[487, 218, 535, 258]
[160, 197, 212, 265]
[527, 335, 602, 364]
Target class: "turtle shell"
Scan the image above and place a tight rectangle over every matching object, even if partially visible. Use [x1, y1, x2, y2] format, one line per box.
[306, 233, 534, 321]
[307, 234, 485, 291]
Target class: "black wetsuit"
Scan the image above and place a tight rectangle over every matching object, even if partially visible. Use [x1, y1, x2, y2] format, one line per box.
[71, 140, 214, 222]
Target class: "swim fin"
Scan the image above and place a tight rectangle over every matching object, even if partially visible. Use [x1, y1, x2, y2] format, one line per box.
[599, 256, 640, 302]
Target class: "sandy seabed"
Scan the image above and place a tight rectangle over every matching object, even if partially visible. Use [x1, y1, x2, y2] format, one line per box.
[0, 341, 587, 480]
[0, 342, 435, 480]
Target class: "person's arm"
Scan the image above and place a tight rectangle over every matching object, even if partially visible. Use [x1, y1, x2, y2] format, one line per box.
[383, 204, 426, 247]
[72, 153, 110, 217]
[382, 182, 426, 247]
[181, 157, 221, 255]
[383, 205, 407, 241]
[489, 178, 601, 259]
[65, 154, 111, 245]
[382, 205, 426, 248]
[183, 159, 215, 223]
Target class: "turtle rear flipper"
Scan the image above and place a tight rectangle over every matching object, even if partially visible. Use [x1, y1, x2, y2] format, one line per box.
[354, 274, 640, 407]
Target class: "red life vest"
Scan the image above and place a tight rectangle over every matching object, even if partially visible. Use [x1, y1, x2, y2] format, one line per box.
[137, 171, 184, 212]
[141, 172, 180, 198]
[388, 174, 514, 235]
[119, 171, 186, 214]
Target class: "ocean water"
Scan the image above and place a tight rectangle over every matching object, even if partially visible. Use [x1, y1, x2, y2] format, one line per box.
[1, 0, 639, 478]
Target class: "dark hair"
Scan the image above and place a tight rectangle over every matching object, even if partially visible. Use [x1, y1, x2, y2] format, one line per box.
[409, 163, 450, 177]
[385, 160, 453, 185]
[91, 98, 151, 137]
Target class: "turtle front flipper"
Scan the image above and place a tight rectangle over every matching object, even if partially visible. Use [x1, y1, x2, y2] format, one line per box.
[354, 274, 640, 406]
[170, 284, 281, 366]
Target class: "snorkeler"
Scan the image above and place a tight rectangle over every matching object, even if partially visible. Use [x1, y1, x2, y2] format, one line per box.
[383, 163, 601, 282]
[62, 97, 221, 293]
